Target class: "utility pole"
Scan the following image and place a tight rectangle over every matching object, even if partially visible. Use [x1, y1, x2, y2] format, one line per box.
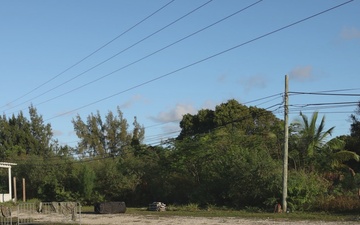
[22, 178, 26, 202]
[13, 177, 17, 202]
[282, 75, 289, 212]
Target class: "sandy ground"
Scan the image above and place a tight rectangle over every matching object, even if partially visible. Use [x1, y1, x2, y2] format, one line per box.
[75, 213, 360, 225]
[13, 211, 360, 225]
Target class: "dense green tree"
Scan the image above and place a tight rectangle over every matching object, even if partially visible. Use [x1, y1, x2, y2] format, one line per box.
[0, 105, 54, 159]
[178, 109, 216, 139]
[169, 129, 283, 207]
[177, 99, 283, 157]
[28, 105, 53, 156]
[319, 138, 359, 173]
[72, 106, 144, 157]
[179, 100, 283, 139]
[341, 102, 360, 172]
[77, 164, 96, 203]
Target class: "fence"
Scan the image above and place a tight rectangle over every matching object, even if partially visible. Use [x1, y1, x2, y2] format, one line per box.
[0, 206, 12, 225]
[0, 202, 81, 225]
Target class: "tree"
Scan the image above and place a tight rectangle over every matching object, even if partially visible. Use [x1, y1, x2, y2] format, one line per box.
[170, 100, 285, 206]
[28, 105, 53, 156]
[72, 106, 144, 157]
[178, 99, 282, 138]
[291, 111, 334, 171]
[320, 138, 359, 173]
[177, 99, 283, 158]
[178, 109, 215, 139]
[0, 105, 54, 159]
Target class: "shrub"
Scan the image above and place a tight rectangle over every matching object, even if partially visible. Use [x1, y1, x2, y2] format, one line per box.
[314, 194, 360, 213]
[287, 170, 330, 211]
[181, 203, 200, 211]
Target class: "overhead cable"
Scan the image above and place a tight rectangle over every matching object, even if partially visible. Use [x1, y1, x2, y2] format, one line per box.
[7, 0, 259, 115]
[44, 0, 354, 121]
[1, 0, 176, 111]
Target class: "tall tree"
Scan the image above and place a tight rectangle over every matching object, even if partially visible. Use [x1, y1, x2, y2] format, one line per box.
[72, 106, 144, 157]
[178, 99, 282, 139]
[28, 105, 53, 156]
[291, 111, 334, 171]
[0, 105, 54, 159]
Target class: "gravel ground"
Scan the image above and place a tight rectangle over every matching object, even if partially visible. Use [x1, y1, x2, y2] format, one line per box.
[77, 213, 360, 225]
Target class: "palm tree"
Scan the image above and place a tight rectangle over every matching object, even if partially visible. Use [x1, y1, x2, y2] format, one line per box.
[321, 138, 359, 175]
[293, 111, 335, 171]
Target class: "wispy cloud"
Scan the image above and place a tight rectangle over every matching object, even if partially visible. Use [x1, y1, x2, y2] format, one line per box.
[289, 66, 313, 82]
[238, 74, 267, 91]
[217, 74, 227, 83]
[52, 129, 63, 137]
[119, 94, 147, 109]
[201, 100, 217, 110]
[340, 27, 360, 40]
[150, 103, 197, 123]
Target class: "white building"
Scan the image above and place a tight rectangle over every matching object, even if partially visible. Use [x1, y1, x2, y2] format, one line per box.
[0, 162, 17, 202]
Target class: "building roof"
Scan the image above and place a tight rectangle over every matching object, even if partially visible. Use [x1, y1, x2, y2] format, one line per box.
[0, 162, 17, 167]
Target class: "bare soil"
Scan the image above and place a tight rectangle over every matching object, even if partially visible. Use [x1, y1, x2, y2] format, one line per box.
[77, 213, 360, 225]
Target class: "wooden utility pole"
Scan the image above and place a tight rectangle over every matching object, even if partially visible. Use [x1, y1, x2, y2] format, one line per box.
[13, 177, 17, 202]
[282, 75, 289, 212]
[22, 178, 26, 202]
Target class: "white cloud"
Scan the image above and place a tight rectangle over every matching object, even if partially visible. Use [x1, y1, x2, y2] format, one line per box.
[201, 100, 217, 110]
[340, 27, 360, 40]
[238, 74, 267, 91]
[119, 94, 147, 109]
[289, 66, 313, 82]
[150, 103, 197, 123]
[52, 129, 63, 137]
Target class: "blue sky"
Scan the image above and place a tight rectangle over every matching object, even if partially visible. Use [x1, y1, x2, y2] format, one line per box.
[1, 0, 359, 147]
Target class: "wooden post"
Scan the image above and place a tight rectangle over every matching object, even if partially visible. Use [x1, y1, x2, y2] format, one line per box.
[13, 177, 17, 202]
[22, 178, 26, 202]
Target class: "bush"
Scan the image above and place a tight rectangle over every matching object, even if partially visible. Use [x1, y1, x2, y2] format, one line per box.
[314, 194, 360, 213]
[287, 170, 330, 211]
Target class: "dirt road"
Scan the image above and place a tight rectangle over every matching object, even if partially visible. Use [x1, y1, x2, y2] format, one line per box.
[77, 213, 359, 225]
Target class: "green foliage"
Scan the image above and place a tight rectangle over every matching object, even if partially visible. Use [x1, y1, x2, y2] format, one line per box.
[287, 170, 330, 211]
[178, 99, 282, 141]
[290, 112, 335, 171]
[318, 138, 359, 174]
[181, 203, 200, 211]
[170, 127, 283, 208]
[0, 105, 54, 159]
[4, 102, 360, 214]
[72, 107, 144, 157]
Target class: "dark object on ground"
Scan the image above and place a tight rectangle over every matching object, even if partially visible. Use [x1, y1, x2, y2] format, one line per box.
[148, 202, 166, 211]
[94, 202, 126, 214]
[274, 202, 282, 213]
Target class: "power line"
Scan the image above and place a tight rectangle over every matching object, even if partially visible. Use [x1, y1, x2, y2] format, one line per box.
[1, 0, 176, 110]
[243, 93, 282, 105]
[291, 88, 360, 94]
[44, 0, 353, 121]
[7, 97, 287, 166]
[4, 0, 213, 113]
[291, 101, 359, 107]
[6, 0, 260, 115]
[142, 92, 284, 143]
[290, 91, 360, 97]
